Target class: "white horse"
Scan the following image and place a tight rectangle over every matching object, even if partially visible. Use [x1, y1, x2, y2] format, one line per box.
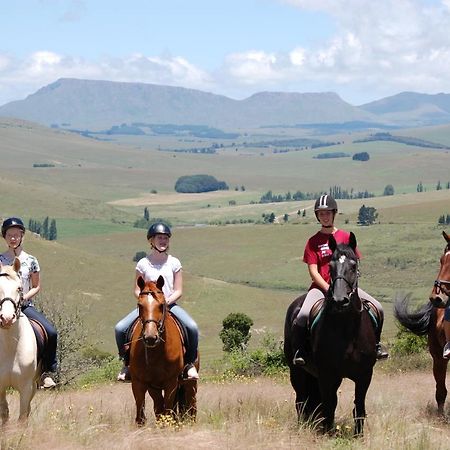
[0, 258, 39, 423]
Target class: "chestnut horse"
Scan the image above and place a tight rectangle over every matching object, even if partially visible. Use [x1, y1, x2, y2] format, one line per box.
[129, 275, 198, 425]
[0, 259, 40, 423]
[284, 232, 377, 435]
[394, 230, 450, 415]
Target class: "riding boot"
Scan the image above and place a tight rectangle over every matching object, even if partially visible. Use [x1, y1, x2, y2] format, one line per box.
[291, 322, 308, 366]
[374, 314, 389, 359]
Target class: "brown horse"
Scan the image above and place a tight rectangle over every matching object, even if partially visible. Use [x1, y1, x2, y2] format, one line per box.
[129, 276, 198, 425]
[394, 230, 450, 416]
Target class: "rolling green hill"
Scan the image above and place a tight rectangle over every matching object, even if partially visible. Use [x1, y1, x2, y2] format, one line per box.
[1, 117, 450, 365]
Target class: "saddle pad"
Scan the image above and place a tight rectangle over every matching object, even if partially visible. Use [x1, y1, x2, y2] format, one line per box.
[29, 317, 48, 361]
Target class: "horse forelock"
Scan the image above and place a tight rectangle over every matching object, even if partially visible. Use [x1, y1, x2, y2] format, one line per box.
[331, 244, 357, 263]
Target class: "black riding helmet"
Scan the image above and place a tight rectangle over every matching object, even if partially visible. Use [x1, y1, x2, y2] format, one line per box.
[2, 217, 26, 238]
[314, 195, 338, 220]
[147, 222, 172, 240]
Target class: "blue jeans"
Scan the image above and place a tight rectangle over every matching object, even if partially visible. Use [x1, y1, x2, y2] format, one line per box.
[445, 306, 450, 321]
[22, 305, 58, 373]
[114, 304, 199, 364]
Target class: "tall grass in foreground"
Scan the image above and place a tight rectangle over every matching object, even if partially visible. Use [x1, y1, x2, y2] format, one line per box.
[2, 371, 449, 449]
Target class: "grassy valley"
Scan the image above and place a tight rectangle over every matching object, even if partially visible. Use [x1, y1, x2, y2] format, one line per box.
[2, 117, 450, 364]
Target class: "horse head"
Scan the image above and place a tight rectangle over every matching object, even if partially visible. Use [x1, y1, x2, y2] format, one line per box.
[327, 232, 360, 311]
[136, 275, 166, 348]
[430, 231, 450, 308]
[0, 258, 23, 328]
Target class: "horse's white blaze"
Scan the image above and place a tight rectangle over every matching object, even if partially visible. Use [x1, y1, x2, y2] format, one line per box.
[339, 255, 346, 264]
[0, 264, 38, 423]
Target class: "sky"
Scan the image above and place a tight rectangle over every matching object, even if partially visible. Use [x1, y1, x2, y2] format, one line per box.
[1, 0, 450, 106]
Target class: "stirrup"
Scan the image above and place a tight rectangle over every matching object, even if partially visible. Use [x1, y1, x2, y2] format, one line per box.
[40, 374, 56, 389]
[443, 342, 450, 359]
[376, 343, 389, 360]
[292, 349, 306, 366]
[184, 364, 199, 380]
[117, 365, 131, 382]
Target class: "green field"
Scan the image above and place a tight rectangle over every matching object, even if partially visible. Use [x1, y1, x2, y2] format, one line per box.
[1, 117, 450, 366]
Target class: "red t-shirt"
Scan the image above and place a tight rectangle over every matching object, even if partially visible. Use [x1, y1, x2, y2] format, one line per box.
[303, 229, 361, 290]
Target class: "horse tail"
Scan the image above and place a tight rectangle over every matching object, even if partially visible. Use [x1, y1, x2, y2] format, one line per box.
[393, 294, 433, 336]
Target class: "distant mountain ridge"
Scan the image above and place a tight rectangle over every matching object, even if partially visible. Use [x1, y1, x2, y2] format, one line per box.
[0, 78, 449, 129]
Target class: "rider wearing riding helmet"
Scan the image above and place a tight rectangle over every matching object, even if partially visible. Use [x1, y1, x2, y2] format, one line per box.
[115, 222, 199, 381]
[291, 195, 388, 366]
[0, 217, 58, 388]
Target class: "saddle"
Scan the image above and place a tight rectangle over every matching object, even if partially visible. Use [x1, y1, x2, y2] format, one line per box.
[307, 297, 382, 332]
[29, 317, 48, 363]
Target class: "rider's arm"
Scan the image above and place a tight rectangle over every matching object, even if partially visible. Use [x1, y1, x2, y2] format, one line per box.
[134, 270, 142, 299]
[308, 263, 330, 292]
[23, 271, 41, 301]
[166, 269, 182, 305]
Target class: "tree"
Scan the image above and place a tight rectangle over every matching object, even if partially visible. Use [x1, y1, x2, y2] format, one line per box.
[48, 219, 57, 241]
[383, 184, 394, 196]
[42, 216, 49, 239]
[219, 312, 254, 352]
[144, 207, 150, 221]
[133, 251, 147, 262]
[358, 204, 378, 226]
[352, 152, 370, 161]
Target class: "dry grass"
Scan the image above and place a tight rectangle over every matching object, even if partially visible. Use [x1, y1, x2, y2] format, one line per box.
[2, 371, 450, 449]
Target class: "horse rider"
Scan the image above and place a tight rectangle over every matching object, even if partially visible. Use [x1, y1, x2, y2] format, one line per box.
[115, 222, 199, 381]
[0, 217, 58, 388]
[291, 195, 389, 366]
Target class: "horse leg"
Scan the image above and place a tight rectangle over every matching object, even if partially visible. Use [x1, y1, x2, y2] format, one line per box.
[18, 382, 36, 422]
[319, 377, 341, 433]
[176, 380, 197, 422]
[163, 380, 180, 418]
[353, 372, 372, 436]
[131, 380, 147, 425]
[148, 388, 165, 419]
[432, 355, 448, 415]
[0, 389, 9, 425]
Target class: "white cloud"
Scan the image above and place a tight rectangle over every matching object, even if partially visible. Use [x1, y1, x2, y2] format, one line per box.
[2, 1, 450, 105]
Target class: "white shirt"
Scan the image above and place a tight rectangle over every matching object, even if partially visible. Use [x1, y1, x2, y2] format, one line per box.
[135, 254, 181, 299]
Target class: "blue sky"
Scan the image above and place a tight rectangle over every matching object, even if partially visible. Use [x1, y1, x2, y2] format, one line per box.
[1, 0, 449, 106]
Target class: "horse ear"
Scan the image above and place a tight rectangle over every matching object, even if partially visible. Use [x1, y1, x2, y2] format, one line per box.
[156, 275, 165, 290]
[443, 230, 450, 243]
[137, 276, 145, 291]
[349, 232, 357, 250]
[13, 257, 21, 273]
[328, 234, 337, 253]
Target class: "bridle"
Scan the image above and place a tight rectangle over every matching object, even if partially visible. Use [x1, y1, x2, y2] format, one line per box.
[138, 288, 167, 345]
[434, 248, 450, 297]
[0, 272, 23, 322]
[434, 279, 450, 296]
[328, 255, 362, 312]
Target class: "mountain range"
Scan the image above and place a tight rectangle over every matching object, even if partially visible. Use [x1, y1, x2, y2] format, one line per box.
[1, 78, 450, 130]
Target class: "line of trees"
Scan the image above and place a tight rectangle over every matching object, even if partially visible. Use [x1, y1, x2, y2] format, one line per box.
[28, 217, 58, 240]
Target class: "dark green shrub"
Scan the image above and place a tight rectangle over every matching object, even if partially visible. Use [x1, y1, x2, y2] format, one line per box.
[219, 312, 253, 352]
[391, 326, 427, 356]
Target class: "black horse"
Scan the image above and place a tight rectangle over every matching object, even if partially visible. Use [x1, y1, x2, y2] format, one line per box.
[284, 232, 377, 435]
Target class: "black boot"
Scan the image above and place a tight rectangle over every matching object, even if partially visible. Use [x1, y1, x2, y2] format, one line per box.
[291, 322, 308, 366]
